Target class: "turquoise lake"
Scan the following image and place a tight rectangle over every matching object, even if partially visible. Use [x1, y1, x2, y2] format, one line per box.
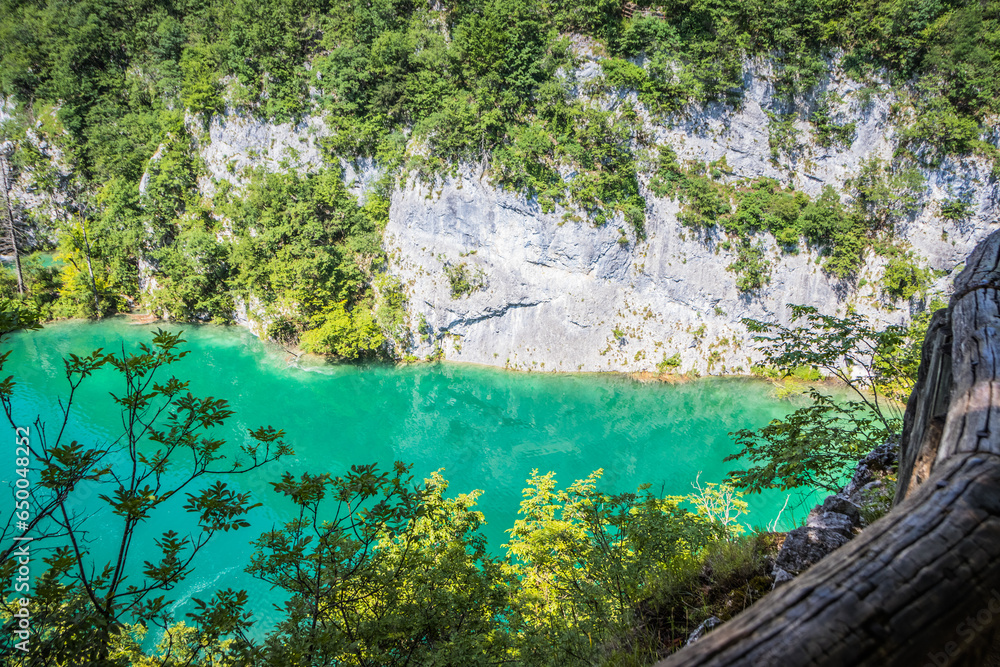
[0, 318, 819, 631]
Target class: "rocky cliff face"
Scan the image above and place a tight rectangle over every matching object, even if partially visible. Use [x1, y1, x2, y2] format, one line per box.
[0, 99, 73, 236]
[188, 54, 999, 373]
[378, 60, 997, 373]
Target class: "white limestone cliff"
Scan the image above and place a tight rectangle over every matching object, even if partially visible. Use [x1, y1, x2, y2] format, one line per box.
[379, 60, 997, 373]
[185, 55, 1000, 373]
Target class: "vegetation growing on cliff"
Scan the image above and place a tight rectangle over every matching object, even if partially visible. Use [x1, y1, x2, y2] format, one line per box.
[651, 150, 932, 289]
[0, 0, 988, 342]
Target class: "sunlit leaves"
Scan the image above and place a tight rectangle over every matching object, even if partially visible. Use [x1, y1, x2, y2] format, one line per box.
[727, 391, 892, 493]
[729, 305, 913, 495]
[504, 468, 723, 662]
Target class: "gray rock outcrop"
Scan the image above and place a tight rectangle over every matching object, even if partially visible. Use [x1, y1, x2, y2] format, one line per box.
[772, 442, 899, 583]
[380, 57, 998, 372]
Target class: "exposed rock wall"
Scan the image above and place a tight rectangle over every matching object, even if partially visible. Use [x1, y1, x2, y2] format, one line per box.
[195, 111, 331, 194]
[182, 56, 999, 372]
[383, 60, 998, 373]
[0, 99, 73, 238]
[771, 441, 898, 586]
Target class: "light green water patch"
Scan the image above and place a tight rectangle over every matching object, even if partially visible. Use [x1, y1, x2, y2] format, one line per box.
[1, 318, 821, 633]
[1, 251, 61, 270]
[29, 251, 62, 269]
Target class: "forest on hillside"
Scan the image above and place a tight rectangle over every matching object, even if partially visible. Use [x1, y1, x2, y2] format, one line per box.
[0, 0, 996, 354]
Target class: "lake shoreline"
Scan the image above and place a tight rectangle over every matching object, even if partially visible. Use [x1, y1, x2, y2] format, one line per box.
[35, 314, 858, 393]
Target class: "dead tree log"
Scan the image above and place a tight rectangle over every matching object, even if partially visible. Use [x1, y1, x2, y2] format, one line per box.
[657, 230, 1000, 667]
[0, 142, 25, 294]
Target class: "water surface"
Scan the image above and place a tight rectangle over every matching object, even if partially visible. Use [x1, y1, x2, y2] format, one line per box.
[1, 319, 818, 630]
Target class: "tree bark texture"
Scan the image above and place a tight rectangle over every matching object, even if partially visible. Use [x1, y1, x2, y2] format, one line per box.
[658, 229, 1000, 667]
[0, 144, 25, 294]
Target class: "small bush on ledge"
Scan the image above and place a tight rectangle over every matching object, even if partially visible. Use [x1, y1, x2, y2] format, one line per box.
[443, 261, 487, 298]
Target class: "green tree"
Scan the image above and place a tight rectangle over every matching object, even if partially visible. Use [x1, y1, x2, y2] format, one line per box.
[180, 43, 225, 117]
[727, 305, 910, 494]
[149, 226, 234, 322]
[796, 185, 847, 247]
[728, 390, 891, 493]
[92, 177, 146, 299]
[53, 214, 118, 318]
[298, 300, 385, 359]
[505, 469, 722, 664]
[881, 250, 931, 301]
[727, 241, 771, 292]
[0, 330, 290, 663]
[247, 467, 513, 666]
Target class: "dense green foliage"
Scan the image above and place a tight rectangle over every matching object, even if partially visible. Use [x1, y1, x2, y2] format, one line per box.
[0, 0, 989, 324]
[221, 168, 388, 352]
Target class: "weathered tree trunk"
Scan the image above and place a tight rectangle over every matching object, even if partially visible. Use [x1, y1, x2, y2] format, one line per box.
[657, 230, 1000, 667]
[0, 143, 25, 294]
[80, 216, 101, 315]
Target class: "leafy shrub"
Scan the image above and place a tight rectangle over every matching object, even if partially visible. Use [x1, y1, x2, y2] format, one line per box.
[686, 475, 749, 538]
[766, 111, 800, 161]
[823, 225, 868, 279]
[373, 273, 409, 347]
[727, 242, 771, 292]
[601, 57, 649, 91]
[678, 173, 731, 229]
[299, 300, 385, 359]
[874, 297, 945, 402]
[648, 145, 686, 198]
[810, 93, 856, 149]
[789, 365, 822, 382]
[225, 168, 382, 325]
[266, 316, 298, 345]
[726, 179, 806, 240]
[416, 94, 487, 164]
[180, 43, 225, 117]
[150, 226, 234, 322]
[796, 185, 848, 246]
[901, 103, 981, 163]
[939, 198, 973, 221]
[505, 469, 725, 662]
[443, 262, 487, 298]
[881, 251, 930, 301]
[657, 352, 682, 373]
